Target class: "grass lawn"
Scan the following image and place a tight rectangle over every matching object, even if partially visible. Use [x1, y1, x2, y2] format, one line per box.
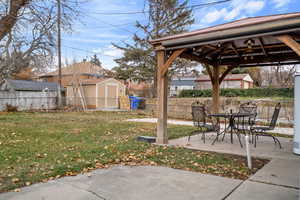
[0, 111, 268, 193]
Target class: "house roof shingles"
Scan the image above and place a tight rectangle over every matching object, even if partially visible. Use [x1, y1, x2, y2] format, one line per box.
[6, 79, 59, 91]
[39, 62, 108, 77]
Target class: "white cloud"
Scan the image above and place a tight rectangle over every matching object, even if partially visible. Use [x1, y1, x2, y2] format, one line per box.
[201, 0, 265, 24]
[95, 33, 128, 39]
[93, 45, 124, 69]
[224, 8, 240, 21]
[271, 0, 291, 8]
[93, 45, 123, 59]
[66, 38, 104, 43]
[103, 45, 124, 58]
[201, 8, 227, 23]
[244, 1, 265, 14]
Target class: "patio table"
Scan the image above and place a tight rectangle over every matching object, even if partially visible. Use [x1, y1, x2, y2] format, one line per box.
[208, 112, 254, 148]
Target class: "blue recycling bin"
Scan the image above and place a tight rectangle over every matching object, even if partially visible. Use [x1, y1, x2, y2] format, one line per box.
[129, 96, 142, 110]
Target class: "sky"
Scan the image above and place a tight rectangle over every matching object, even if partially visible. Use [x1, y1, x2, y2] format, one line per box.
[61, 0, 300, 70]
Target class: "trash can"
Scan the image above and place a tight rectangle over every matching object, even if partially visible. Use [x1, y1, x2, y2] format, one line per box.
[129, 96, 142, 110]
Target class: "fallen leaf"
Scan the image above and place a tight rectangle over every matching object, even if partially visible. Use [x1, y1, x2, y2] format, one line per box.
[11, 178, 19, 183]
[14, 188, 21, 192]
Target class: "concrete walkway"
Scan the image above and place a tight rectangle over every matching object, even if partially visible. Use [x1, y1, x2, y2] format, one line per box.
[126, 118, 294, 135]
[1, 165, 298, 200]
[0, 166, 242, 200]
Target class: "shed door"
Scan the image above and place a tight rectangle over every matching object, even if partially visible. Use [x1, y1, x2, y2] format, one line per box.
[105, 84, 118, 108]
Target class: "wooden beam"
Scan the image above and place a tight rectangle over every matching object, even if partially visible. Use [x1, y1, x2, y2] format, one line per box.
[156, 50, 168, 144]
[205, 43, 231, 59]
[276, 35, 300, 57]
[180, 52, 214, 65]
[258, 38, 268, 56]
[239, 61, 300, 67]
[219, 66, 236, 83]
[219, 53, 299, 65]
[203, 63, 213, 81]
[230, 43, 241, 59]
[204, 44, 217, 50]
[160, 48, 186, 77]
[222, 43, 289, 55]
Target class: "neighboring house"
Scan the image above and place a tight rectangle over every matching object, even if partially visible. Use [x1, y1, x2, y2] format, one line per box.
[66, 78, 126, 109]
[170, 76, 197, 96]
[38, 62, 112, 88]
[0, 79, 59, 111]
[196, 74, 254, 90]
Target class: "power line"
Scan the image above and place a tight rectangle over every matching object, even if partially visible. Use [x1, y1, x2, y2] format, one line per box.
[62, 45, 118, 58]
[57, 0, 63, 107]
[83, 14, 137, 34]
[61, 29, 139, 59]
[88, 0, 232, 15]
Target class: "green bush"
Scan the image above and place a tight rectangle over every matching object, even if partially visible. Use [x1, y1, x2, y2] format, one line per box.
[178, 88, 294, 98]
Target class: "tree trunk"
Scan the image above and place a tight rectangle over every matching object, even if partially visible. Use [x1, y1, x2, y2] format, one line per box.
[0, 0, 30, 41]
[212, 65, 220, 114]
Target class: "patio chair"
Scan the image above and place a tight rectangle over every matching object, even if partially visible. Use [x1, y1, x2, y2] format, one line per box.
[250, 103, 282, 148]
[235, 102, 258, 133]
[229, 102, 257, 146]
[188, 101, 219, 144]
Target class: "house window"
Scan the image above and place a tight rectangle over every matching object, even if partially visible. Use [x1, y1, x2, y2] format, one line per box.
[175, 86, 178, 91]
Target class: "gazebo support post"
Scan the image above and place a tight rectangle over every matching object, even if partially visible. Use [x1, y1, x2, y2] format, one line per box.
[156, 49, 168, 144]
[156, 48, 186, 144]
[212, 65, 220, 114]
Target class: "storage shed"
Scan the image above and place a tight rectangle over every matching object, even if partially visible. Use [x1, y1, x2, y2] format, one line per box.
[66, 78, 126, 109]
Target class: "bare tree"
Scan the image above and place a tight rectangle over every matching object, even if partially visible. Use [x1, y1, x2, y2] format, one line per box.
[274, 65, 296, 87]
[261, 65, 296, 88]
[0, 0, 83, 81]
[0, 0, 30, 41]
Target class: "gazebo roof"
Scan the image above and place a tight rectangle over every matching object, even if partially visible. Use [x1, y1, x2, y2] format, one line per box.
[151, 12, 300, 67]
[151, 11, 300, 144]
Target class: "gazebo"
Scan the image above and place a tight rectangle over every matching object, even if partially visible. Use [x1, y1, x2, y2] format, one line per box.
[150, 12, 300, 144]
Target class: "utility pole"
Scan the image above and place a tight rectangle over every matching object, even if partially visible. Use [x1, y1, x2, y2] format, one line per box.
[57, 0, 62, 107]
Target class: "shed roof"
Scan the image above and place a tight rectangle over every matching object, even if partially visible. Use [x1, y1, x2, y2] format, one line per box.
[196, 74, 252, 82]
[66, 78, 123, 86]
[79, 79, 105, 85]
[4, 79, 59, 91]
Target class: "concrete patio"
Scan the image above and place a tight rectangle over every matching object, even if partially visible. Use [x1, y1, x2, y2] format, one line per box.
[170, 132, 297, 160]
[1, 165, 299, 200]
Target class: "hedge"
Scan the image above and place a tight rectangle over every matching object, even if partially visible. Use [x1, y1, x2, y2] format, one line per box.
[178, 88, 294, 98]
